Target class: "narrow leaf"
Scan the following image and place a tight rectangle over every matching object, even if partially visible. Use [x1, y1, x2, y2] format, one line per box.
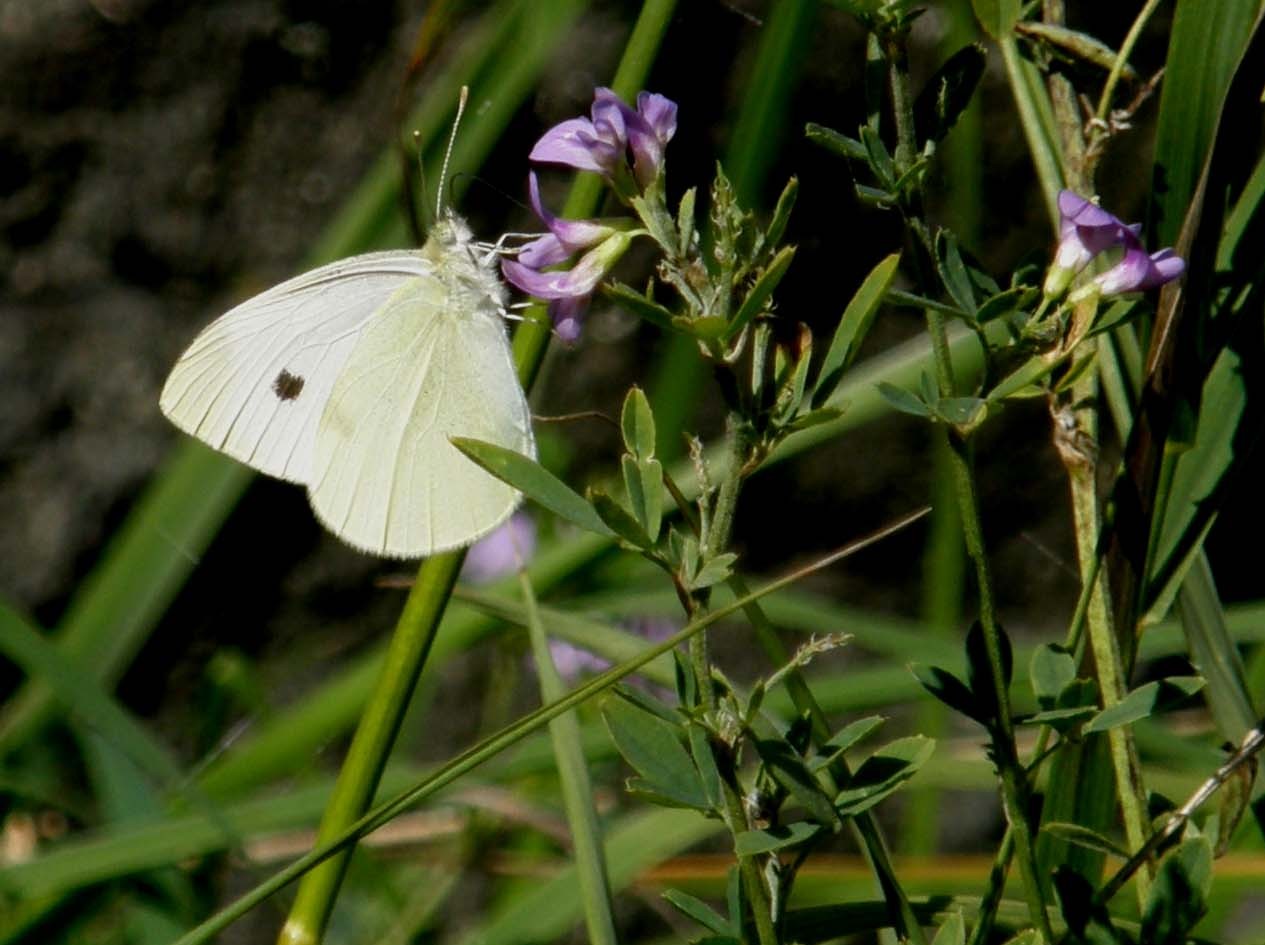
[913, 44, 987, 144]
[662, 889, 733, 936]
[753, 737, 841, 828]
[588, 489, 654, 549]
[805, 123, 868, 160]
[835, 735, 936, 815]
[1041, 822, 1129, 859]
[1084, 677, 1206, 734]
[452, 438, 614, 538]
[601, 693, 709, 810]
[812, 253, 901, 408]
[733, 821, 822, 855]
[621, 386, 657, 459]
[727, 244, 797, 341]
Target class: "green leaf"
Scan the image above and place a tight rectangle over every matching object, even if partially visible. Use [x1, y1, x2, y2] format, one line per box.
[935, 396, 987, 429]
[786, 407, 844, 433]
[621, 456, 664, 545]
[733, 821, 822, 855]
[971, 0, 1019, 40]
[813, 253, 901, 408]
[859, 125, 897, 190]
[774, 325, 814, 424]
[602, 281, 675, 332]
[753, 737, 841, 828]
[975, 285, 1036, 325]
[913, 44, 986, 144]
[601, 692, 710, 810]
[910, 664, 984, 724]
[677, 186, 697, 254]
[588, 488, 654, 549]
[1041, 822, 1129, 859]
[824, 716, 885, 754]
[931, 910, 966, 945]
[621, 386, 657, 459]
[1030, 644, 1076, 708]
[935, 229, 977, 315]
[662, 889, 733, 936]
[877, 382, 931, 419]
[855, 183, 897, 207]
[686, 552, 738, 591]
[1023, 705, 1095, 731]
[1141, 836, 1213, 945]
[727, 244, 797, 341]
[804, 123, 868, 160]
[1084, 677, 1206, 734]
[1053, 865, 1122, 943]
[765, 176, 798, 250]
[835, 736, 936, 816]
[452, 437, 613, 538]
[965, 619, 1012, 724]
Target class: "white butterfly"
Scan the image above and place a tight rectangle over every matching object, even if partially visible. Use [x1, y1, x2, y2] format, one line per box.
[159, 213, 536, 558]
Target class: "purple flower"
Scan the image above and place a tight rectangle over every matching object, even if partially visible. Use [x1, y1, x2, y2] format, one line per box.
[530, 88, 677, 190]
[461, 513, 536, 584]
[1082, 235, 1186, 299]
[1044, 190, 1184, 300]
[501, 172, 635, 342]
[626, 91, 677, 187]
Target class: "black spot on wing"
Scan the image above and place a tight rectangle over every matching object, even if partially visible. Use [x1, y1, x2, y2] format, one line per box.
[273, 369, 305, 401]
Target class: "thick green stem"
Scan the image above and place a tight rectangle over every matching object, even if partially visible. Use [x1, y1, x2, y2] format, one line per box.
[1056, 374, 1153, 908]
[281, 2, 679, 940]
[280, 555, 462, 945]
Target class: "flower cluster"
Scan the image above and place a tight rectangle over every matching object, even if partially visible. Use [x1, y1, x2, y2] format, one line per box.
[502, 88, 677, 342]
[1043, 190, 1185, 302]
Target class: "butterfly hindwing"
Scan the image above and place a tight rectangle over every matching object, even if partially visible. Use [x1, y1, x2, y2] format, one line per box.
[159, 252, 435, 483]
[308, 270, 533, 557]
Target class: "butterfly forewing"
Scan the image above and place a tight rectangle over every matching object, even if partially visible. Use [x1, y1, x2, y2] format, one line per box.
[308, 267, 534, 557]
[159, 252, 436, 483]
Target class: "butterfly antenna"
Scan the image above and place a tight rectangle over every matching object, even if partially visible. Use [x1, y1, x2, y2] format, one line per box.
[437, 85, 468, 219]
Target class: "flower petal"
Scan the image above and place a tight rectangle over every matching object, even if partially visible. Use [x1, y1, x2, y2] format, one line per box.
[529, 117, 620, 173]
[501, 258, 599, 300]
[527, 173, 615, 251]
[636, 91, 678, 144]
[549, 295, 588, 344]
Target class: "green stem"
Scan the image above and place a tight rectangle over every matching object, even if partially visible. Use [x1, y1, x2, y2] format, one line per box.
[692, 422, 779, 945]
[281, 2, 679, 941]
[885, 33, 917, 175]
[944, 432, 1054, 945]
[1094, 0, 1164, 126]
[885, 27, 1051, 938]
[1057, 372, 1153, 908]
[999, 36, 1065, 220]
[280, 555, 463, 945]
[965, 829, 1016, 945]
